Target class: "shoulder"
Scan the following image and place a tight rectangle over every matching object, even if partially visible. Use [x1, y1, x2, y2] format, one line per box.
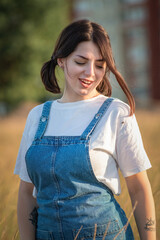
[23, 103, 45, 136]
[110, 99, 139, 135]
[94, 96, 133, 132]
[98, 95, 130, 116]
[108, 97, 131, 118]
[27, 103, 44, 122]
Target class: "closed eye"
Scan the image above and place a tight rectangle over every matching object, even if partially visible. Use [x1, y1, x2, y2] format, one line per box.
[75, 61, 85, 65]
[75, 61, 104, 69]
[96, 65, 103, 69]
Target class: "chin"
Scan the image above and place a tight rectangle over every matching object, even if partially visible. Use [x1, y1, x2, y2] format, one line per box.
[78, 93, 91, 99]
[78, 89, 91, 95]
[78, 89, 96, 98]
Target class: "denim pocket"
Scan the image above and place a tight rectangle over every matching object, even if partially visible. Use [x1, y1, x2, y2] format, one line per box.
[72, 220, 122, 240]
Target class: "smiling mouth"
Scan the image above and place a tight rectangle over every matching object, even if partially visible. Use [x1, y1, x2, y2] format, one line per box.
[79, 78, 94, 85]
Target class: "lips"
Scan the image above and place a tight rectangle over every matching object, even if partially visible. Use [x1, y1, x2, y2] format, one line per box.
[79, 78, 94, 87]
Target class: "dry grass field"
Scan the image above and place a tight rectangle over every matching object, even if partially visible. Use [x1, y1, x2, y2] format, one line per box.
[0, 102, 160, 240]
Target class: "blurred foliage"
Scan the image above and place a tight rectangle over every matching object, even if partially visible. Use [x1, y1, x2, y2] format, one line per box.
[0, 0, 71, 111]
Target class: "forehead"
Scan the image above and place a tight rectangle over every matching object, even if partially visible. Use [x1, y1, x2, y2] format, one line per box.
[72, 41, 102, 59]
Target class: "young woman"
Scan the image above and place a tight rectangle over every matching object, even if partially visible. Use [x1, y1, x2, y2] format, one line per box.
[14, 19, 156, 240]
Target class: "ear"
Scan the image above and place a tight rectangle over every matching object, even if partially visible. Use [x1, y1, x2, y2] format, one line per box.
[57, 58, 64, 69]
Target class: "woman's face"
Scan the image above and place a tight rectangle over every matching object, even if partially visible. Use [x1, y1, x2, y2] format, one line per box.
[58, 41, 106, 102]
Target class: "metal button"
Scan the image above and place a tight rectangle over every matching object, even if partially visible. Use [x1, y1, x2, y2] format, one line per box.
[41, 117, 46, 122]
[95, 113, 100, 119]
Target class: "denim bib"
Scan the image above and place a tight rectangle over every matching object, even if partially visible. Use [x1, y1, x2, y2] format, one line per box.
[25, 98, 134, 240]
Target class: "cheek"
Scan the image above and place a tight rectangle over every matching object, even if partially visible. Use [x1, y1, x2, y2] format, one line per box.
[97, 70, 105, 81]
[65, 64, 81, 79]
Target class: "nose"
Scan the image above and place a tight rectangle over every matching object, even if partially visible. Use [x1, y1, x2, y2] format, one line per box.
[84, 63, 95, 77]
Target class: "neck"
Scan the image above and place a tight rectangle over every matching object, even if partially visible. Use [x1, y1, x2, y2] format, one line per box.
[58, 91, 100, 103]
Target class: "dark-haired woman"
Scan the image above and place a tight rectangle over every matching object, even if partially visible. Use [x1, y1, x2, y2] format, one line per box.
[14, 20, 156, 240]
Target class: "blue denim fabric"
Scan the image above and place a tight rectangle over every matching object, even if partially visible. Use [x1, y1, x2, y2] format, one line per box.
[25, 98, 134, 240]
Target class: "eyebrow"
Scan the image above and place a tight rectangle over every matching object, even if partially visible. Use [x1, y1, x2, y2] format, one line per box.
[76, 55, 104, 62]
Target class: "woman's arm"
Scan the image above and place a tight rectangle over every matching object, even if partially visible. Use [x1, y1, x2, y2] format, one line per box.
[125, 171, 156, 240]
[17, 180, 38, 240]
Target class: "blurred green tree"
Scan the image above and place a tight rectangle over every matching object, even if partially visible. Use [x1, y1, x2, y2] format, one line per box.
[0, 0, 71, 110]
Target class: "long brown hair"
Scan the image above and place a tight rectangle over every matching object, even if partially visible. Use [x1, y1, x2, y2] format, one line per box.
[41, 19, 135, 115]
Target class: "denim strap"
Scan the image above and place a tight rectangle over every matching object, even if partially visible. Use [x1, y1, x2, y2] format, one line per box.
[81, 98, 114, 140]
[34, 101, 53, 140]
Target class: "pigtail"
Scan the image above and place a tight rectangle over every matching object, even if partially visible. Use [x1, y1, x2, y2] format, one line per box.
[111, 67, 135, 116]
[41, 57, 61, 93]
[99, 33, 135, 116]
[97, 75, 112, 97]
[107, 56, 135, 116]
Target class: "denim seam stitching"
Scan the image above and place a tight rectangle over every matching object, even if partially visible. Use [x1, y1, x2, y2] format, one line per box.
[51, 146, 65, 240]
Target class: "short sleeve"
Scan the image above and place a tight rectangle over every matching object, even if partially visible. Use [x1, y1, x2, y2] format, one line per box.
[14, 133, 32, 183]
[14, 104, 43, 183]
[116, 113, 152, 177]
[14, 105, 42, 183]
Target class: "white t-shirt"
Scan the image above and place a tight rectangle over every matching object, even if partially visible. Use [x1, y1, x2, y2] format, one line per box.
[14, 95, 151, 195]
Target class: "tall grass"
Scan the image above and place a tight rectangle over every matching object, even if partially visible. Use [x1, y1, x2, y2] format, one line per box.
[73, 201, 137, 239]
[0, 103, 159, 239]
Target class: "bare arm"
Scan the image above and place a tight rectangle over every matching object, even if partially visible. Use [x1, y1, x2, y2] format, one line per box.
[125, 171, 156, 240]
[17, 180, 38, 240]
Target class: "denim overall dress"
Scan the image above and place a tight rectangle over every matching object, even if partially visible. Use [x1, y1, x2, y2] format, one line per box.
[25, 98, 134, 240]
